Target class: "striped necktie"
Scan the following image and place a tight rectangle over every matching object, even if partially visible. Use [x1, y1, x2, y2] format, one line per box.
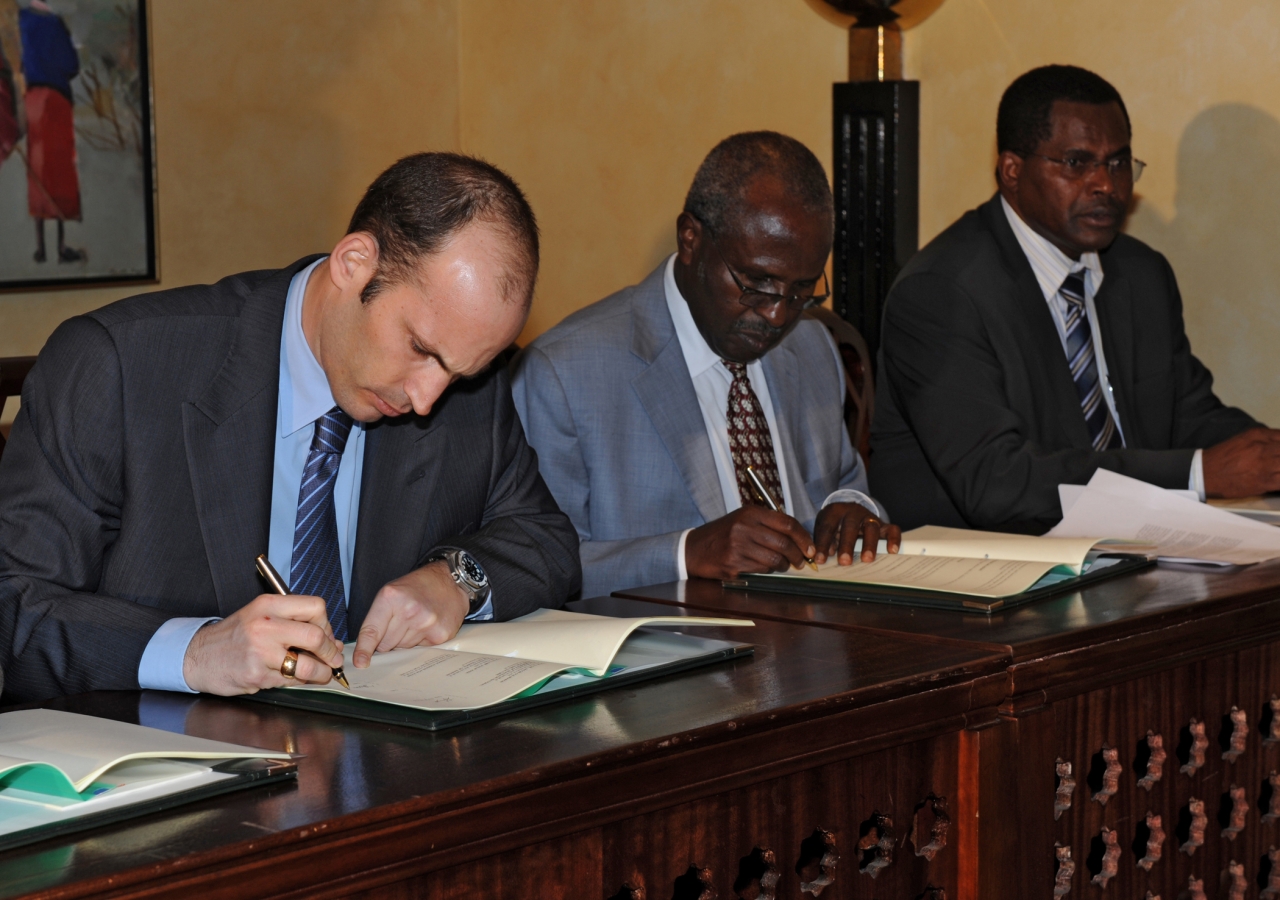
[725, 361, 785, 510]
[1059, 271, 1120, 451]
[290, 406, 354, 641]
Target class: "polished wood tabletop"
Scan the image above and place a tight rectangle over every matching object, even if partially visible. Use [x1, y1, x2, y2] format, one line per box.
[0, 596, 1008, 900]
[615, 560, 1280, 664]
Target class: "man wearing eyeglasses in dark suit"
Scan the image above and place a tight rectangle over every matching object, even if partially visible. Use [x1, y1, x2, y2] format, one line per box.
[512, 131, 900, 599]
[872, 64, 1279, 534]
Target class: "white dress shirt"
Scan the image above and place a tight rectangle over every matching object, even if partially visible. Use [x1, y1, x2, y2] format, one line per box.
[661, 254, 880, 577]
[1000, 199, 1205, 499]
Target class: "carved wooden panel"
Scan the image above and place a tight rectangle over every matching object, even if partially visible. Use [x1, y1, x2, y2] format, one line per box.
[1221, 784, 1248, 840]
[855, 812, 894, 878]
[796, 830, 839, 897]
[909, 794, 950, 861]
[671, 865, 717, 900]
[599, 730, 965, 900]
[733, 847, 778, 900]
[1091, 745, 1122, 805]
[1181, 718, 1208, 776]
[1054, 759, 1075, 821]
[1263, 846, 1280, 899]
[1089, 826, 1119, 888]
[1225, 859, 1247, 900]
[1053, 844, 1074, 898]
[1137, 811, 1164, 871]
[1137, 731, 1166, 791]
[1180, 797, 1207, 855]
[1223, 706, 1249, 763]
[1002, 635, 1280, 900]
[1267, 696, 1280, 745]
[1184, 875, 1206, 900]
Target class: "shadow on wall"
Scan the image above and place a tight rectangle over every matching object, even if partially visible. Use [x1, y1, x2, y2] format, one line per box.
[1127, 103, 1280, 426]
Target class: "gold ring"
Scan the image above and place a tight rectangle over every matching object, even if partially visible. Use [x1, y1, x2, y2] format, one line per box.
[865, 518, 882, 527]
[280, 649, 299, 679]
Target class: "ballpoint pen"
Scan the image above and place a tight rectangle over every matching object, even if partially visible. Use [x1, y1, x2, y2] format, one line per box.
[255, 554, 351, 689]
[745, 465, 819, 571]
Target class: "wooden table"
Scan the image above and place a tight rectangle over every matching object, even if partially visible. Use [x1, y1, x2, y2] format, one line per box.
[616, 563, 1280, 899]
[0, 597, 1008, 900]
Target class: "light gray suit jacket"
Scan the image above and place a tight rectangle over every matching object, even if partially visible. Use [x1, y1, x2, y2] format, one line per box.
[511, 261, 872, 599]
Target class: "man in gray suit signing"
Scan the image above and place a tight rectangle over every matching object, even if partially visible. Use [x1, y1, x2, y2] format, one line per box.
[512, 132, 899, 599]
[0, 153, 580, 703]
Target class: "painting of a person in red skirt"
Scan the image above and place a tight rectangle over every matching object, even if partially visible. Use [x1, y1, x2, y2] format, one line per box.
[19, 0, 83, 263]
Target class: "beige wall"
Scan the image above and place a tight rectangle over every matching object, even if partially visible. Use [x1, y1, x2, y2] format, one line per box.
[458, 1, 845, 345]
[5, 0, 1280, 428]
[0, 0, 461, 423]
[909, 0, 1280, 424]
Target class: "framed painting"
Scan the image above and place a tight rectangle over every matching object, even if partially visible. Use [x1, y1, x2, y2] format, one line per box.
[0, 0, 155, 290]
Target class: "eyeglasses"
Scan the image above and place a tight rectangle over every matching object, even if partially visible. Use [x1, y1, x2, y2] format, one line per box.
[705, 233, 831, 312]
[1027, 153, 1146, 184]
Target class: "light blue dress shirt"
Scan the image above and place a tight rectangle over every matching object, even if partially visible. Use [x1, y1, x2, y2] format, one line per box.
[137, 259, 492, 692]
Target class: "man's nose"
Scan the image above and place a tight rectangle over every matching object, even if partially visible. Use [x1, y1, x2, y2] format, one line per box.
[756, 297, 791, 329]
[1086, 161, 1119, 194]
[405, 368, 452, 417]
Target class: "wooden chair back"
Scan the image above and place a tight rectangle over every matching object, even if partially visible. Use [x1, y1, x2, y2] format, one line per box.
[803, 308, 874, 468]
[0, 356, 36, 462]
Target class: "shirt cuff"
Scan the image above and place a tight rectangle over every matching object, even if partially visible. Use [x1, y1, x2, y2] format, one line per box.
[1189, 448, 1206, 501]
[465, 594, 495, 622]
[137, 617, 220, 693]
[676, 528, 693, 580]
[821, 489, 886, 521]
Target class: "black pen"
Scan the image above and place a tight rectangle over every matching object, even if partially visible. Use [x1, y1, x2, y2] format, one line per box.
[745, 465, 819, 571]
[255, 554, 351, 689]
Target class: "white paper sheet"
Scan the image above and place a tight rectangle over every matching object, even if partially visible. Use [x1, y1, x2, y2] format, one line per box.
[761, 553, 1062, 598]
[290, 610, 754, 711]
[1047, 469, 1280, 565]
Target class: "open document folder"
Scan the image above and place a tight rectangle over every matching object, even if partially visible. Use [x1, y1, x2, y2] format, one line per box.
[275, 609, 754, 713]
[0, 709, 295, 852]
[733, 526, 1112, 601]
[1048, 469, 1280, 566]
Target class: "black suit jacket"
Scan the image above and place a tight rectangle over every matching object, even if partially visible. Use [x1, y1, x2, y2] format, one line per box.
[870, 194, 1260, 534]
[0, 258, 581, 702]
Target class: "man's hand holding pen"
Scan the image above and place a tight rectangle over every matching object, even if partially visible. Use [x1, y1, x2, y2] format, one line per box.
[182, 594, 346, 696]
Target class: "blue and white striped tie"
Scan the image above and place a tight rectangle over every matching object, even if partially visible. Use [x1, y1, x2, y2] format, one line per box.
[1060, 271, 1120, 451]
[290, 406, 354, 641]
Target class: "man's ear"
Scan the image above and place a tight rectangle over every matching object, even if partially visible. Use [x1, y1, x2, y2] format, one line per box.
[675, 212, 702, 266]
[996, 151, 1023, 195]
[328, 232, 380, 297]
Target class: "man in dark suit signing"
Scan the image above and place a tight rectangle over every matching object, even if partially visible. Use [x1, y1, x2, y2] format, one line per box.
[872, 65, 1280, 533]
[0, 152, 580, 702]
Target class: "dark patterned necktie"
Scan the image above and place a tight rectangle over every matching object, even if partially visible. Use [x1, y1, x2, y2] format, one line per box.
[1060, 271, 1121, 451]
[724, 361, 785, 510]
[290, 406, 354, 641]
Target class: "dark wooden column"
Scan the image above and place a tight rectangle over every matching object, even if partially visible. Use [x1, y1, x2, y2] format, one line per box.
[832, 80, 919, 370]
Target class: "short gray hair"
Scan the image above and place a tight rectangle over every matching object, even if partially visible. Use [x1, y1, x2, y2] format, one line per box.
[683, 131, 833, 238]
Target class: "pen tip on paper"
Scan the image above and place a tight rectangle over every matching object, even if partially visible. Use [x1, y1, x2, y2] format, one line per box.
[807, 559, 819, 572]
[334, 669, 351, 689]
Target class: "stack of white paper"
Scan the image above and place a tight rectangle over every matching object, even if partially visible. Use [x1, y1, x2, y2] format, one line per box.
[1047, 470, 1280, 566]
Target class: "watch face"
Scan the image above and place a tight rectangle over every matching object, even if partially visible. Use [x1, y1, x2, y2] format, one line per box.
[458, 552, 487, 587]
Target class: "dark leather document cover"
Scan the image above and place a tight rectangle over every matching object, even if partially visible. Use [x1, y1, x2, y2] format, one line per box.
[726, 554, 1154, 614]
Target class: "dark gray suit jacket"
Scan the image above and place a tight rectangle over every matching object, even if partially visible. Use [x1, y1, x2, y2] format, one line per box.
[871, 194, 1259, 534]
[0, 258, 581, 702]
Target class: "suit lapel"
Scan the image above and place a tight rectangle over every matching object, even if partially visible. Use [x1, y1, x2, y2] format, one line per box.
[980, 196, 1094, 448]
[183, 264, 305, 616]
[348, 413, 446, 629]
[629, 265, 726, 524]
[760, 342, 816, 524]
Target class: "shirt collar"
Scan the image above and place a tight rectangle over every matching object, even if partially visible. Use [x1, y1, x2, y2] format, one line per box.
[1000, 195, 1104, 299]
[278, 257, 339, 439]
[662, 252, 724, 377]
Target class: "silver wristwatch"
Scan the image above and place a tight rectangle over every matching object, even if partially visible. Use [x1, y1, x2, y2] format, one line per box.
[430, 549, 491, 616]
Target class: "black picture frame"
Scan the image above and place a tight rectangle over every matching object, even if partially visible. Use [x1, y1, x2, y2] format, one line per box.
[0, 0, 156, 291]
